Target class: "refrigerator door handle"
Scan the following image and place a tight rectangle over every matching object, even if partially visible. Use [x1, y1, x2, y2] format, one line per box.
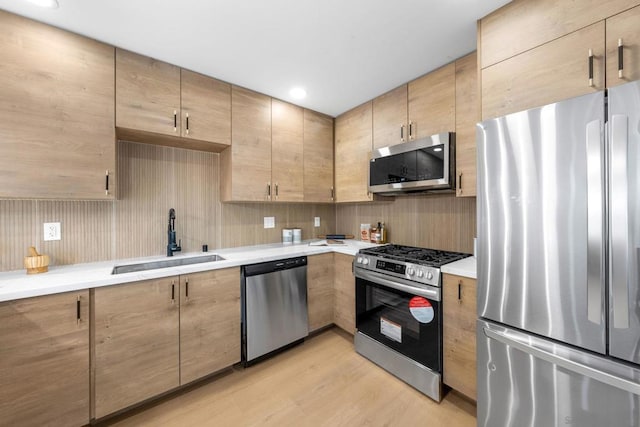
[586, 119, 604, 324]
[483, 326, 640, 395]
[610, 114, 630, 329]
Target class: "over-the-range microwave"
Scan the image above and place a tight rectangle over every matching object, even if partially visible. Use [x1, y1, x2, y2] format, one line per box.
[368, 132, 456, 195]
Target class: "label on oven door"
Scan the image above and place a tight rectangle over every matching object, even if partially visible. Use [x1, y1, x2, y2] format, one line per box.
[409, 296, 434, 323]
[380, 317, 402, 343]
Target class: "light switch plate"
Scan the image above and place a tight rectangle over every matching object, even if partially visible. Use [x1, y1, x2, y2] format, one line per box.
[44, 222, 61, 241]
[264, 217, 275, 229]
[314, 217, 320, 227]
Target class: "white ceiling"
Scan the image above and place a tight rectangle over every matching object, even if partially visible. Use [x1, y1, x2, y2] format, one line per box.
[0, 0, 510, 117]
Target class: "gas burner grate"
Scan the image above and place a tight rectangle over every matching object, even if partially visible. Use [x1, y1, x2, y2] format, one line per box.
[360, 244, 470, 267]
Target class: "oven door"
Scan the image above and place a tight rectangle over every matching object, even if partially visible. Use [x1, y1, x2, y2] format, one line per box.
[355, 269, 442, 373]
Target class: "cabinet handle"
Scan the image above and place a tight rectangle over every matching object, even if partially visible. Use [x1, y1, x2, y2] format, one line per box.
[267, 182, 271, 200]
[588, 49, 594, 87]
[185, 278, 189, 301]
[275, 183, 279, 199]
[171, 282, 175, 304]
[618, 38, 624, 79]
[408, 121, 414, 140]
[330, 186, 334, 201]
[76, 295, 81, 324]
[173, 110, 177, 132]
[458, 173, 462, 192]
[105, 170, 110, 196]
[185, 113, 190, 135]
[400, 124, 405, 142]
[458, 281, 462, 302]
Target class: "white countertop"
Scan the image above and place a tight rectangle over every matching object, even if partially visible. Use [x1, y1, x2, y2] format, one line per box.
[441, 256, 477, 279]
[0, 240, 378, 303]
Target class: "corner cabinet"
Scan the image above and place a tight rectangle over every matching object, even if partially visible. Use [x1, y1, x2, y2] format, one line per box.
[454, 52, 479, 198]
[0, 10, 115, 199]
[334, 253, 356, 334]
[93, 268, 240, 419]
[308, 253, 335, 332]
[0, 291, 89, 426]
[116, 49, 231, 152]
[443, 273, 477, 401]
[335, 102, 374, 203]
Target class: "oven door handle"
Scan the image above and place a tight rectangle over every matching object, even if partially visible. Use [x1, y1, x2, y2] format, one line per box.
[355, 269, 441, 301]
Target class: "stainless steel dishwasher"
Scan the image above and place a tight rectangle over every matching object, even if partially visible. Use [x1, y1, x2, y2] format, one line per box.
[241, 256, 308, 365]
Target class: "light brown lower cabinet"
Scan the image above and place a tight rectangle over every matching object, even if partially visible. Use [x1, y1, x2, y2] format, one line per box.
[93, 267, 240, 419]
[334, 253, 356, 335]
[443, 273, 477, 401]
[307, 253, 335, 332]
[0, 291, 89, 426]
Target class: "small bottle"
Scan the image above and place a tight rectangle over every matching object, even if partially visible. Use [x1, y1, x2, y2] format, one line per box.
[380, 222, 387, 244]
[375, 222, 383, 244]
[370, 225, 377, 243]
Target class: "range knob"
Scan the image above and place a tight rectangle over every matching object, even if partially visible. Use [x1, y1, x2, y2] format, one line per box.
[407, 267, 415, 276]
[426, 271, 434, 280]
[356, 257, 363, 264]
[362, 258, 370, 265]
[416, 270, 424, 278]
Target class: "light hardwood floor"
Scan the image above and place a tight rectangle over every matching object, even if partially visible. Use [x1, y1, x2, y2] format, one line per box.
[101, 328, 476, 427]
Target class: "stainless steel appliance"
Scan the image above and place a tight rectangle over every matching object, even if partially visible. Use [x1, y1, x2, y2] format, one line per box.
[477, 81, 640, 427]
[354, 244, 470, 401]
[369, 132, 455, 195]
[241, 256, 308, 365]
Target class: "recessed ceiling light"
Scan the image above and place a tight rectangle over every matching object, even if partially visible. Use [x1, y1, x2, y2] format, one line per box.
[289, 87, 307, 100]
[26, 0, 59, 8]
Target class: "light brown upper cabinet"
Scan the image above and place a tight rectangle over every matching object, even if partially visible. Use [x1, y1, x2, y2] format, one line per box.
[408, 63, 456, 140]
[373, 85, 409, 149]
[454, 52, 478, 198]
[116, 49, 231, 152]
[0, 10, 115, 199]
[606, 5, 640, 88]
[481, 22, 605, 120]
[335, 101, 374, 203]
[304, 110, 335, 203]
[221, 86, 272, 202]
[0, 291, 89, 426]
[271, 99, 304, 202]
[372, 64, 456, 149]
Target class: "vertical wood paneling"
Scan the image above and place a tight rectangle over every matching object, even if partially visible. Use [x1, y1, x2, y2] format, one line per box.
[0, 200, 37, 271]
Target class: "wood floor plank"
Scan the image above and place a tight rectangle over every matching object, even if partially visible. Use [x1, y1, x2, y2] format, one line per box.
[102, 328, 476, 427]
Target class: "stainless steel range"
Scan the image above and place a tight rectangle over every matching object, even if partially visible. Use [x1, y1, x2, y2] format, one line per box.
[353, 244, 470, 401]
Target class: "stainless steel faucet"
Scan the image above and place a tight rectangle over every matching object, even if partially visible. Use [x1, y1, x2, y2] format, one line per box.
[167, 208, 181, 257]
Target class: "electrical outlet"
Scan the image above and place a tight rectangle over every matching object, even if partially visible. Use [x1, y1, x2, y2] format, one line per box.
[314, 217, 321, 227]
[263, 217, 275, 229]
[44, 222, 61, 241]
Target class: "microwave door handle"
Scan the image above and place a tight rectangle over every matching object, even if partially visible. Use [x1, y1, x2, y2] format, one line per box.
[586, 119, 604, 325]
[610, 114, 630, 329]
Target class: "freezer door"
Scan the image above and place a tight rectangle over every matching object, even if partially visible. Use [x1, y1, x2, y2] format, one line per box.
[477, 91, 606, 354]
[608, 80, 640, 365]
[477, 320, 640, 427]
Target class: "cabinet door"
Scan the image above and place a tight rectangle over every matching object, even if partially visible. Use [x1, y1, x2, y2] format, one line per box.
[482, 22, 605, 120]
[308, 253, 335, 332]
[334, 254, 355, 334]
[180, 268, 241, 385]
[303, 110, 334, 203]
[408, 63, 455, 140]
[606, 5, 640, 88]
[221, 86, 272, 202]
[373, 85, 408, 149]
[116, 48, 181, 137]
[455, 52, 478, 198]
[94, 277, 180, 419]
[181, 69, 231, 147]
[0, 291, 89, 426]
[0, 10, 115, 199]
[271, 99, 304, 202]
[335, 102, 373, 203]
[443, 274, 477, 401]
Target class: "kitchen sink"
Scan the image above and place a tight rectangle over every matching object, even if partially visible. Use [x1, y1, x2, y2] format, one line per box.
[111, 254, 225, 274]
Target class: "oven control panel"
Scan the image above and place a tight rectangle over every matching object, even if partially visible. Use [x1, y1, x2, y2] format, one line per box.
[354, 255, 440, 286]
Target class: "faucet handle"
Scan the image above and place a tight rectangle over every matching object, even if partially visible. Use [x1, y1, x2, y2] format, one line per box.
[178, 239, 182, 249]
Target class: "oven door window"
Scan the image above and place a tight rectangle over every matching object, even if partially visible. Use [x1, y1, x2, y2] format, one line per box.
[356, 278, 441, 372]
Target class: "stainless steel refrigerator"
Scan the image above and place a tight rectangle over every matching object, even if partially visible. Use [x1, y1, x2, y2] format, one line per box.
[476, 80, 640, 427]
